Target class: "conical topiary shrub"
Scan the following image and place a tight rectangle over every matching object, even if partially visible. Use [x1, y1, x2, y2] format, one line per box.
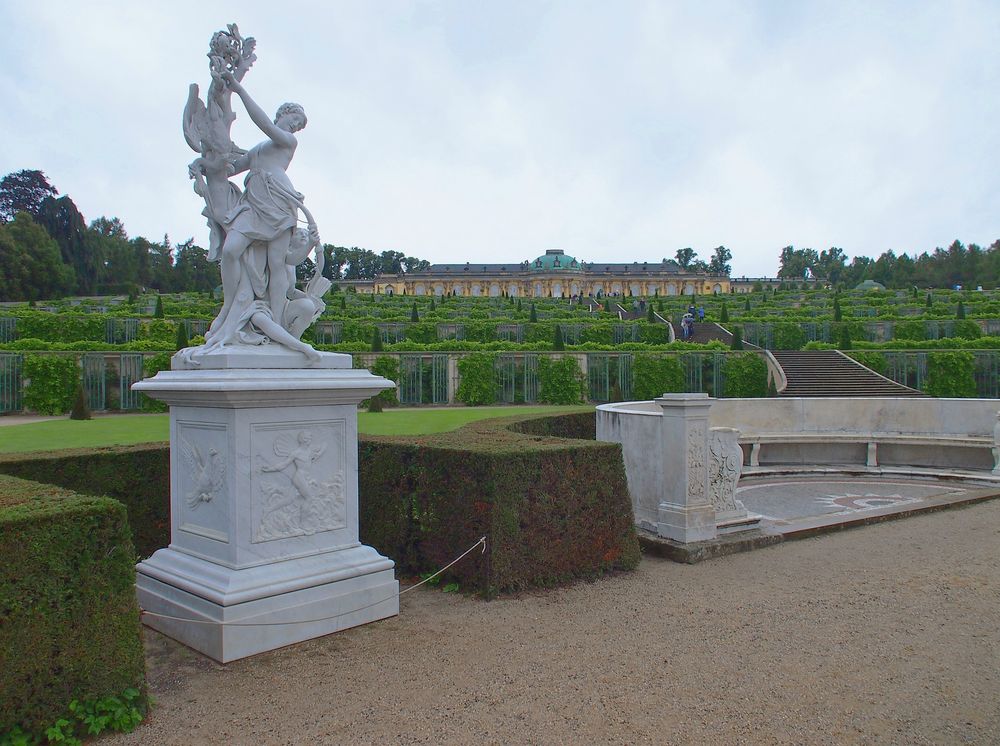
[70, 383, 92, 421]
[838, 325, 852, 350]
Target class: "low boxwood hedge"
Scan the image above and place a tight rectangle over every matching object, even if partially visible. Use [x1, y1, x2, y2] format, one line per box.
[0, 444, 169, 559]
[0, 475, 145, 737]
[0, 413, 639, 599]
[359, 413, 639, 596]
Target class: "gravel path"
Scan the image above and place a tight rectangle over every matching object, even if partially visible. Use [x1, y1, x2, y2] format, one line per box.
[109, 500, 1000, 745]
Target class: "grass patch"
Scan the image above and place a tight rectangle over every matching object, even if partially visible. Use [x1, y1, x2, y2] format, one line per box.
[357, 405, 592, 436]
[0, 406, 593, 453]
[0, 415, 169, 454]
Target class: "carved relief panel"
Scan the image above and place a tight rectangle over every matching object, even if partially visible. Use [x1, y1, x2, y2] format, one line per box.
[686, 421, 707, 501]
[251, 421, 347, 543]
[176, 421, 229, 543]
[708, 428, 742, 513]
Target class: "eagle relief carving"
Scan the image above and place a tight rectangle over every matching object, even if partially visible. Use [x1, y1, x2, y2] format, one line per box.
[253, 428, 346, 542]
[180, 437, 226, 509]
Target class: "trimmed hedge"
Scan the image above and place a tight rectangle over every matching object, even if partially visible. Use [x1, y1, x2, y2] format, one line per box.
[0, 475, 145, 737]
[0, 413, 639, 598]
[0, 445, 169, 559]
[359, 413, 640, 596]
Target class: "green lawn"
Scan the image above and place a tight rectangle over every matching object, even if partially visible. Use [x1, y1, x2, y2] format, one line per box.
[0, 405, 593, 454]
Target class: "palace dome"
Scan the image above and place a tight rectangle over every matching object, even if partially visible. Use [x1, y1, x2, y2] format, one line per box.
[527, 249, 583, 272]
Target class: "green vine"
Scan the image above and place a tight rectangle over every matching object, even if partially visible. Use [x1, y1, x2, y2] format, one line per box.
[537, 356, 585, 404]
[925, 351, 977, 397]
[22, 355, 78, 415]
[456, 352, 497, 406]
[369, 356, 400, 406]
[631, 354, 684, 399]
[722, 353, 768, 397]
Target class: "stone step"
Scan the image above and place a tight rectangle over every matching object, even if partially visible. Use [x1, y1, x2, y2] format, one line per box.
[772, 350, 925, 398]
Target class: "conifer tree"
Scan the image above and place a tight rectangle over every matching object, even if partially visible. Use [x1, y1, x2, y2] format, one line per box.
[553, 325, 565, 350]
[838, 325, 852, 350]
[69, 383, 91, 420]
[371, 327, 383, 352]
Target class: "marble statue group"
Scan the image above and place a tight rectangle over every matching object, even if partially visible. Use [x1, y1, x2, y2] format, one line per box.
[181, 24, 328, 365]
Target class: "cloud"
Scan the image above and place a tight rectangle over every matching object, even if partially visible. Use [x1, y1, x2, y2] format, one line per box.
[1, 0, 997, 277]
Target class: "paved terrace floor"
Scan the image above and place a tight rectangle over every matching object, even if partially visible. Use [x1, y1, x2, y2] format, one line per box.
[107, 498, 1000, 745]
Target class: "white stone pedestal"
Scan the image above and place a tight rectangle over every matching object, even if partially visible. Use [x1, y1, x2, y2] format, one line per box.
[133, 352, 398, 662]
[655, 393, 717, 543]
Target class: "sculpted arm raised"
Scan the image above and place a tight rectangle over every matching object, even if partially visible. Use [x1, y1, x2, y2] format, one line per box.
[224, 73, 296, 149]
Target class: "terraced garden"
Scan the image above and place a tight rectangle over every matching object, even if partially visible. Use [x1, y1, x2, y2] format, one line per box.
[1, 285, 999, 414]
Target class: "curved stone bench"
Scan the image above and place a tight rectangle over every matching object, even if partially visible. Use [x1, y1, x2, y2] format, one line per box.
[741, 432, 997, 473]
[597, 396, 1000, 546]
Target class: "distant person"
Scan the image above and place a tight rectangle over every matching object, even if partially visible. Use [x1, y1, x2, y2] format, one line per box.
[698, 306, 705, 321]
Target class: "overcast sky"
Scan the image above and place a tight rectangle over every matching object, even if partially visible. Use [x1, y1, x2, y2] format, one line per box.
[2, 1, 997, 276]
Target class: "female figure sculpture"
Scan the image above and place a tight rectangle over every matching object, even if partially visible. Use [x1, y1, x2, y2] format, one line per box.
[218, 73, 305, 329]
[181, 25, 326, 364]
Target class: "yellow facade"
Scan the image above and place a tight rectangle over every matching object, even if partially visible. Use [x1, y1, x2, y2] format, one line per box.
[360, 251, 730, 297]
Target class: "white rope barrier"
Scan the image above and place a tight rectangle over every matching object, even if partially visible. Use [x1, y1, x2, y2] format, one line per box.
[138, 535, 487, 628]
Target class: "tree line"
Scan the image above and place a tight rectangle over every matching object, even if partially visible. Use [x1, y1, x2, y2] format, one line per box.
[3, 168, 998, 301]
[777, 242, 1000, 289]
[0, 169, 430, 301]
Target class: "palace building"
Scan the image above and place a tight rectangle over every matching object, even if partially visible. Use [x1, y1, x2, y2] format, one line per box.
[344, 249, 730, 297]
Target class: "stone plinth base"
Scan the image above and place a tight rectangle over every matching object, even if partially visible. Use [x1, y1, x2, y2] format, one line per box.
[137, 545, 397, 663]
[173, 344, 351, 370]
[132, 356, 396, 663]
[715, 511, 763, 535]
[657, 501, 717, 543]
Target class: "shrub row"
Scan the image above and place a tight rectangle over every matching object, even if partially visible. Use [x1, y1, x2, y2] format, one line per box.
[0, 413, 640, 599]
[359, 413, 640, 596]
[0, 445, 170, 559]
[0, 475, 145, 738]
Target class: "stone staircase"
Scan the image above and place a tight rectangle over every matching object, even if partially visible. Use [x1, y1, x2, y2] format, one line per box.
[685, 322, 736, 346]
[771, 350, 926, 398]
